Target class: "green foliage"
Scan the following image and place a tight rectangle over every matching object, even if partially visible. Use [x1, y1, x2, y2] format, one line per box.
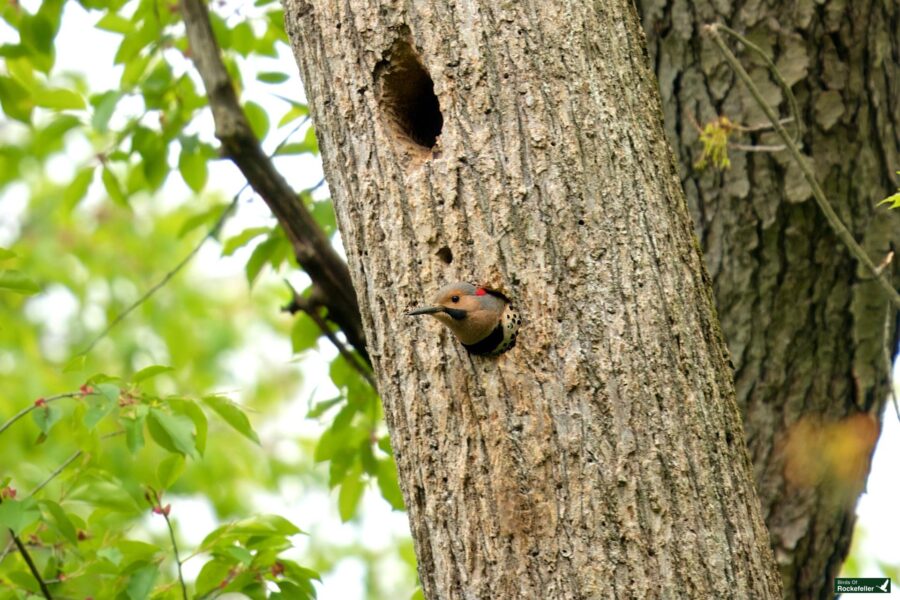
[694, 116, 734, 171]
[0, 0, 414, 598]
[877, 172, 900, 209]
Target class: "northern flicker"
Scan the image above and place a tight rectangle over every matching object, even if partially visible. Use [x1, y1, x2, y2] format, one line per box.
[408, 282, 520, 356]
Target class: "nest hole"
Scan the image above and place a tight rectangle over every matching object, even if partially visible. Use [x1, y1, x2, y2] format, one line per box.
[376, 38, 443, 150]
[436, 246, 453, 264]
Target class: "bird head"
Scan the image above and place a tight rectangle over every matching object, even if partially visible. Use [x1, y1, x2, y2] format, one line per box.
[407, 282, 509, 346]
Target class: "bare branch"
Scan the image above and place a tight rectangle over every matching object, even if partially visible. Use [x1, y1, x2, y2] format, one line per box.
[283, 281, 377, 389]
[180, 0, 369, 363]
[0, 497, 53, 599]
[706, 23, 900, 310]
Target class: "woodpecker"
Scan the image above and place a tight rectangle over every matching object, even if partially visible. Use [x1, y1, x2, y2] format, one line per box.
[407, 282, 520, 356]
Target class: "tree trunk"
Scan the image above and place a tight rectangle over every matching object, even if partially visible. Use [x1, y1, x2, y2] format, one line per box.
[284, 0, 782, 598]
[637, 1, 900, 597]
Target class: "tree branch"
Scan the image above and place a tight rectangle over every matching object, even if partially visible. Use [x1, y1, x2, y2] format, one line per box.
[179, 0, 369, 363]
[706, 23, 900, 310]
[0, 498, 53, 599]
[283, 281, 377, 389]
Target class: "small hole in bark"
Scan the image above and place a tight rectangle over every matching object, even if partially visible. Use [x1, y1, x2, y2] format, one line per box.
[578, 219, 585, 226]
[436, 246, 453, 264]
[376, 36, 443, 150]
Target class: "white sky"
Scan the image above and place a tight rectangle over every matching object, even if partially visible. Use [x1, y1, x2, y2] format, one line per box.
[1, 1, 898, 597]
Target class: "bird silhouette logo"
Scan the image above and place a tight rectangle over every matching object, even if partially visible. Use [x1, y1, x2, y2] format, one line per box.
[877, 579, 890, 593]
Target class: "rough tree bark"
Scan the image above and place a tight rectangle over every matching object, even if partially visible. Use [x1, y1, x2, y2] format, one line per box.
[638, 1, 900, 596]
[285, 0, 782, 598]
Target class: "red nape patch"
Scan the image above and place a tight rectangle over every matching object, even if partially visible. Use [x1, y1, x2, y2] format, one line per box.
[475, 287, 487, 296]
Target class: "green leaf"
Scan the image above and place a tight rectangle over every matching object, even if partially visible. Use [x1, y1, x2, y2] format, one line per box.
[222, 227, 270, 256]
[101, 167, 127, 206]
[97, 547, 123, 567]
[40, 500, 78, 545]
[178, 204, 225, 238]
[257, 71, 289, 84]
[147, 408, 197, 458]
[245, 235, 279, 285]
[132, 364, 173, 384]
[338, 466, 364, 522]
[244, 100, 269, 140]
[0, 75, 34, 122]
[97, 382, 121, 402]
[0, 270, 40, 294]
[0, 499, 40, 535]
[291, 314, 321, 353]
[157, 454, 185, 489]
[62, 166, 95, 211]
[203, 396, 259, 444]
[123, 413, 146, 454]
[278, 103, 308, 127]
[195, 559, 231, 596]
[91, 90, 121, 133]
[35, 87, 85, 110]
[230, 21, 254, 55]
[307, 396, 343, 419]
[169, 398, 208, 456]
[178, 143, 208, 192]
[84, 389, 115, 429]
[0, 248, 16, 261]
[126, 562, 159, 600]
[32, 403, 62, 434]
[376, 459, 405, 509]
[878, 191, 900, 209]
[62, 354, 86, 373]
[95, 11, 133, 34]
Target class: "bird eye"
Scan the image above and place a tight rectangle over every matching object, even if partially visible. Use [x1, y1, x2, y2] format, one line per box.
[451, 295, 460, 303]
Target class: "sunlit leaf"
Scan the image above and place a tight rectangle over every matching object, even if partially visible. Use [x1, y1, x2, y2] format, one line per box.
[0, 499, 40, 535]
[147, 408, 197, 458]
[40, 500, 78, 545]
[157, 454, 185, 489]
[338, 466, 364, 522]
[132, 365, 173, 384]
[291, 313, 321, 353]
[244, 100, 269, 140]
[101, 166, 127, 206]
[62, 166, 95, 211]
[203, 396, 259, 444]
[32, 402, 62, 434]
[95, 11, 133, 34]
[125, 562, 158, 600]
[0, 270, 40, 294]
[35, 87, 85, 110]
[222, 226, 270, 257]
[257, 71, 289, 84]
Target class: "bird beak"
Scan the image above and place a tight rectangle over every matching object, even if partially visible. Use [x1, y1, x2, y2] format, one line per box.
[407, 305, 444, 316]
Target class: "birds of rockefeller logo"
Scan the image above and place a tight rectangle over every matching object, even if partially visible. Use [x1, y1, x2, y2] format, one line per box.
[833, 577, 891, 594]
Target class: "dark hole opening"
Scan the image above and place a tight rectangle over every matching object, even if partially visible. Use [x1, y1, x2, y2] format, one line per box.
[436, 246, 453, 264]
[377, 39, 443, 149]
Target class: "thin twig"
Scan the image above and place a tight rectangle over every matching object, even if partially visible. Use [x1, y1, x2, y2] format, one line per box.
[147, 490, 187, 600]
[705, 23, 900, 310]
[78, 195, 240, 356]
[0, 431, 124, 567]
[0, 392, 93, 437]
[728, 143, 786, 153]
[180, 0, 369, 363]
[77, 117, 311, 358]
[714, 24, 801, 143]
[283, 280, 377, 389]
[11, 530, 53, 599]
[730, 116, 794, 133]
[0, 498, 53, 599]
